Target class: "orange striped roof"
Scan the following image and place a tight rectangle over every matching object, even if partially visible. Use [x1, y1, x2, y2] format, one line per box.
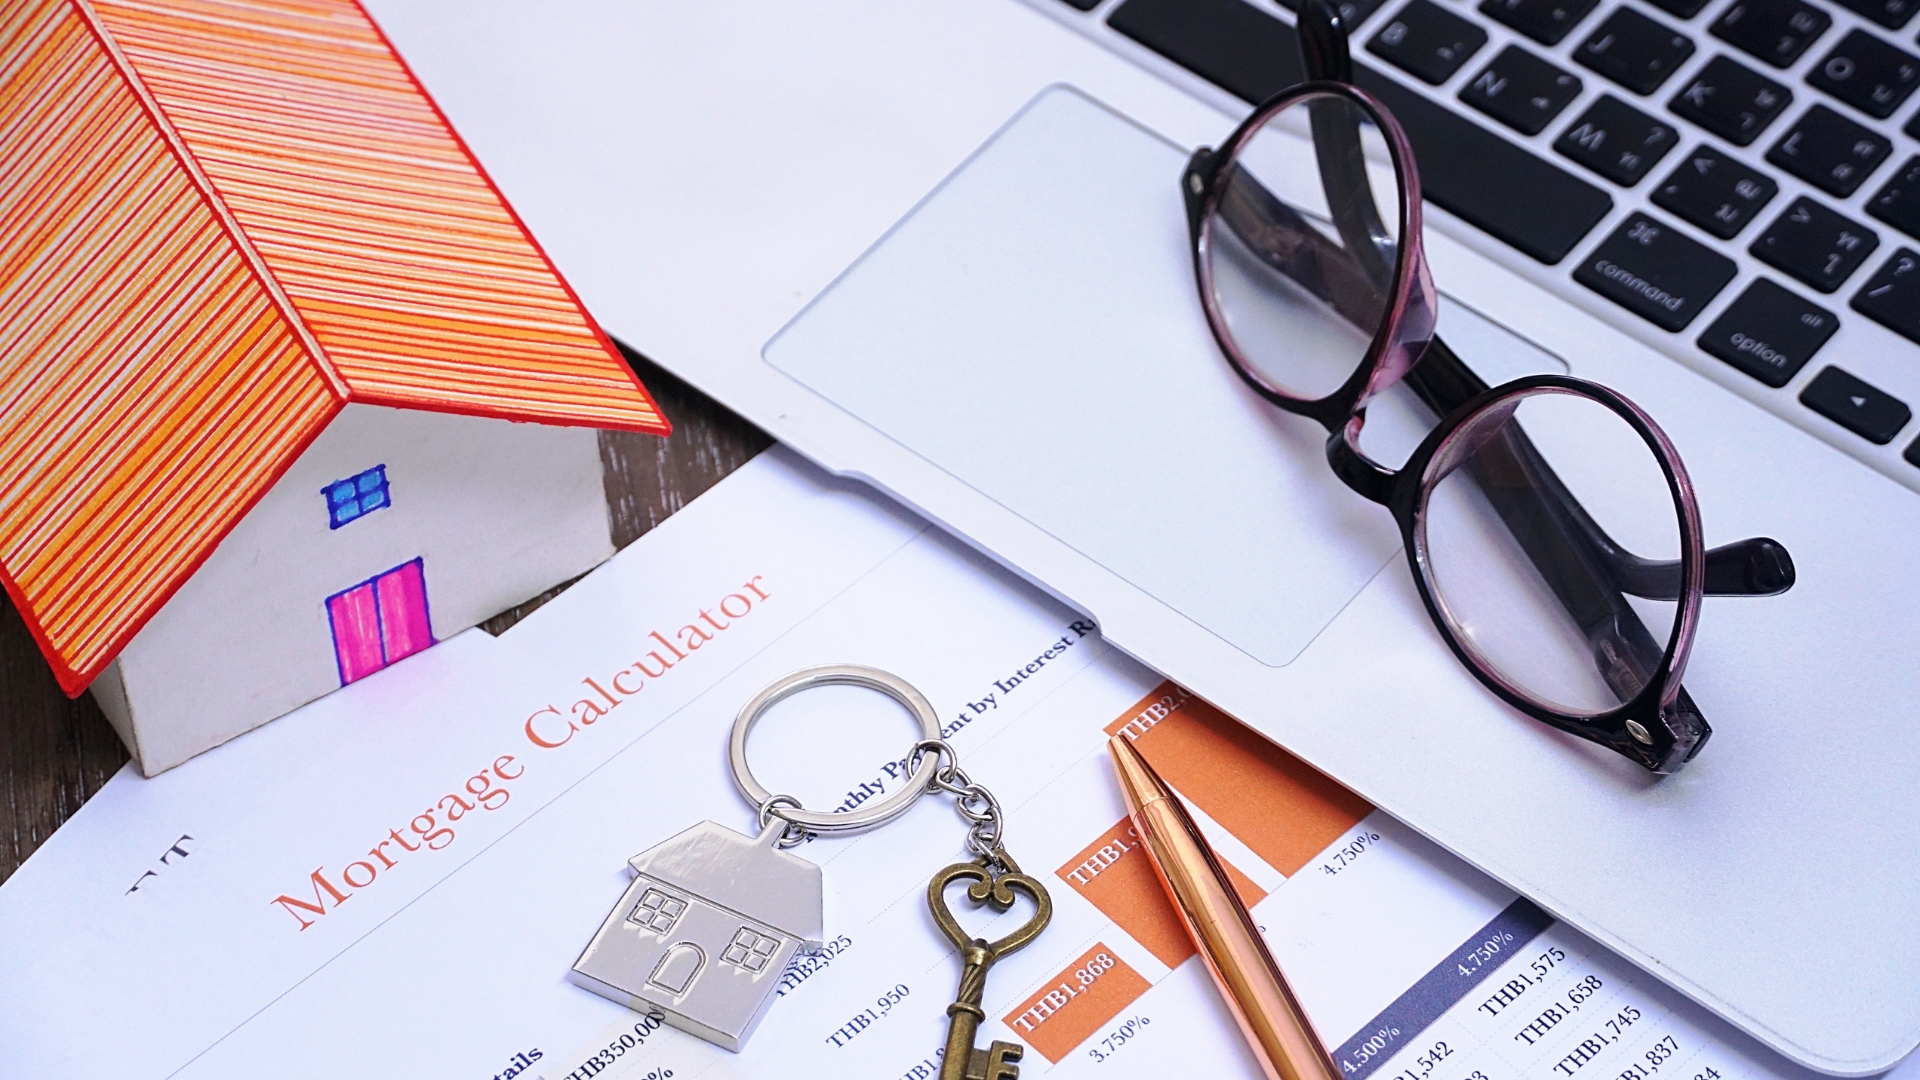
[0, 0, 668, 696]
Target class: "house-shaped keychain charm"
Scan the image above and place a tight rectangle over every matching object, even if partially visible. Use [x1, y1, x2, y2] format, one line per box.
[572, 821, 823, 1051]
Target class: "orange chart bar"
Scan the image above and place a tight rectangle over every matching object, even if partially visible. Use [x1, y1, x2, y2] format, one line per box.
[1057, 817, 1265, 969]
[1104, 682, 1371, 876]
[1004, 943, 1150, 1064]
[1028, 682, 1372, 1063]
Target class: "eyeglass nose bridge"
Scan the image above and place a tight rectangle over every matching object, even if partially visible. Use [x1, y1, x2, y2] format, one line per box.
[1326, 417, 1397, 505]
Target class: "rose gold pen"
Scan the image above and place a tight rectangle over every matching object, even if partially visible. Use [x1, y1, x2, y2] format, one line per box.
[1108, 734, 1341, 1080]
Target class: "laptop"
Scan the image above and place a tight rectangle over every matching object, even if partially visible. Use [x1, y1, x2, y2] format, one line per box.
[362, 1, 1918, 1073]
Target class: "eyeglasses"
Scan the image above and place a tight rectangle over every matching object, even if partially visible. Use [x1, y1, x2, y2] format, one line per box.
[1181, 2, 1795, 774]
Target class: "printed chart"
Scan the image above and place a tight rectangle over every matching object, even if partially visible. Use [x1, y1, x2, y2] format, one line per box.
[1013, 683, 1782, 1080]
[543, 677, 1793, 1080]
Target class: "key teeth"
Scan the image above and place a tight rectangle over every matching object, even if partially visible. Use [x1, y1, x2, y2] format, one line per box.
[964, 1041, 1026, 1080]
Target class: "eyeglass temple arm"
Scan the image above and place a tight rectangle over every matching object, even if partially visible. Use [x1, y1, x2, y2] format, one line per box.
[1297, 0, 1398, 291]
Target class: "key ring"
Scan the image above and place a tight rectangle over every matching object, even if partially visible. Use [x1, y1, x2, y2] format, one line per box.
[728, 665, 943, 838]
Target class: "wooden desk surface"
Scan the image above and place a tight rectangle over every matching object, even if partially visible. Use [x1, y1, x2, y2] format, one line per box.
[0, 353, 769, 884]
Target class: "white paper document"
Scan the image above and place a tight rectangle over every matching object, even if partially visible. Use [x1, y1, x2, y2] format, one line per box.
[0, 450, 1891, 1080]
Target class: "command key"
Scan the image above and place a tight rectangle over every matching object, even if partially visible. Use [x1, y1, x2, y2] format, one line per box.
[1574, 213, 1736, 331]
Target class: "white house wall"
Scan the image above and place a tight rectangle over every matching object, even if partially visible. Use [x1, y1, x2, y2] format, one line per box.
[99, 404, 615, 775]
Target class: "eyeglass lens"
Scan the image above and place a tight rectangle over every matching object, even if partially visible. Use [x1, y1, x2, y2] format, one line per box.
[1202, 93, 1403, 402]
[1418, 390, 1684, 718]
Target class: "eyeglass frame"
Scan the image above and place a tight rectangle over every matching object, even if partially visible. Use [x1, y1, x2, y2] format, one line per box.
[1177, 27, 1794, 773]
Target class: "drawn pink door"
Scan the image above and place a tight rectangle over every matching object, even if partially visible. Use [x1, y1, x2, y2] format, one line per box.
[326, 558, 434, 685]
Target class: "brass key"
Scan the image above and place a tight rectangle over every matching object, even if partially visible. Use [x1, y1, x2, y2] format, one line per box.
[926, 851, 1053, 1080]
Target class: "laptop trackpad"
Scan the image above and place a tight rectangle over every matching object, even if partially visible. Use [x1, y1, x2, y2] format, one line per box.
[764, 86, 1562, 666]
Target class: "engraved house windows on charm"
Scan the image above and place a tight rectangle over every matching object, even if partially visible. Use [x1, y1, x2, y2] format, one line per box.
[630, 887, 687, 934]
[722, 927, 783, 973]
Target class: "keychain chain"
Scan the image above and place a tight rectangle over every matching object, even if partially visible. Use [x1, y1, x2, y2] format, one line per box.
[754, 737, 1008, 864]
[908, 738, 1006, 864]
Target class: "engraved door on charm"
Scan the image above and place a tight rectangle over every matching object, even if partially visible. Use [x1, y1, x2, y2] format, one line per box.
[629, 885, 704, 994]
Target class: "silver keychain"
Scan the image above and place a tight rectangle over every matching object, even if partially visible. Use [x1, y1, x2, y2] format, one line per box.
[569, 665, 1051, 1070]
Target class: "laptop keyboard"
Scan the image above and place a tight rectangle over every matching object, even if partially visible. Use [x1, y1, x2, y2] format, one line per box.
[1039, 0, 1920, 476]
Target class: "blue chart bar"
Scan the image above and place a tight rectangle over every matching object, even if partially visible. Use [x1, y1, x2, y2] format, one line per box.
[1332, 898, 1556, 1080]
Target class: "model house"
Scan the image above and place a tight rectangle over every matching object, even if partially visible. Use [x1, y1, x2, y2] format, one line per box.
[572, 822, 825, 1051]
[0, 0, 670, 773]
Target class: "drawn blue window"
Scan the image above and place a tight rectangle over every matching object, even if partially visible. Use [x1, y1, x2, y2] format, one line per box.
[323, 465, 389, 529]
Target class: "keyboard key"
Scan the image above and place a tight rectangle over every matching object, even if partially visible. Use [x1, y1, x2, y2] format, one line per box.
[1711, 0, 1830, 68]
[1274, 0, 1395, 29]
[1574, 212, 1737, 329]
[1653, 145, 1779, 237]
[1577, 8, 1697, 94]
[1369, 0, 1489, 84]
[1766, 105, 1893, 195]
[1460, 45, 1584, 133]
[1806, 31, 1920, 119]
[1752, 196, 1881, 290]
[1106, 0, 1615, 263]
[1799, 366, 1911, 442]
[1698, 278, 1838, 385]
[1055, 0, 1101, 9]
[1346, 0, 1394, 25]
[1647, 0, 1713, 18]
[1868, 156, 1920, 239]
[1907, 436, 1920, 468]
[1831, 0, 1916, 32]
[1108, 0, 1301, 103]
[1556, 95, 1682, 183]
[1668, 55, 1792, 146]
[1910, 110, 1920, 139]
[1478, 0, 1600, 45]
[1852, 248, 1920, 343]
